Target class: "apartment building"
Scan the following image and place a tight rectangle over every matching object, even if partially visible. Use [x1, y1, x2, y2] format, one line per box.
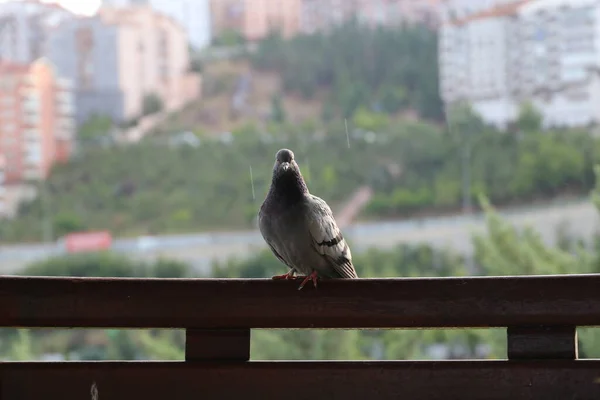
[210, 0, 444, 40]
[0, 59, 75, 184]
[439, 0, 600, 128]
[439, 1, 529, 126]
[210, 0, 301, 41]
[45, 5, 199, 125]
[102, 0, 212, 49]
[515, 0, 600, 127]
[0, 0, 74, 64]
[300, 0, 444, 34]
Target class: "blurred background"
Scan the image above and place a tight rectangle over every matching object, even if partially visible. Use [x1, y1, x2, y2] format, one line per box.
[1, 0, 600, 362]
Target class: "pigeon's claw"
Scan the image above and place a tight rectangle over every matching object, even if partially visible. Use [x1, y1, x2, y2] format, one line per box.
[298, 271, 319, 290]
[272, 270, 296, 280]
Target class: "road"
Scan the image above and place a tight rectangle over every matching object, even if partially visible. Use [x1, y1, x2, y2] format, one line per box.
[0, 198, 597, 275]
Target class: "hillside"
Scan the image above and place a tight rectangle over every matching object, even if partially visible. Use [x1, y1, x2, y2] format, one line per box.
[154, 22, 440, 136]
[1, 116, 597, 243]
[153, 59, 330, 136]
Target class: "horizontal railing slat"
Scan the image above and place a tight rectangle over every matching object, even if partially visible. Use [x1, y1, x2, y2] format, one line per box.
[0, 361, 599, 399]
[1, 275, 600, 328]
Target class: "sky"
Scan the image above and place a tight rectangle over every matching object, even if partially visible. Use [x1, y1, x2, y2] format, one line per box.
[0, 0, 101, 16]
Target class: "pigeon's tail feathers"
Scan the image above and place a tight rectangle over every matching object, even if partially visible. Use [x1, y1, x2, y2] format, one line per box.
[307, 195, 359, 279]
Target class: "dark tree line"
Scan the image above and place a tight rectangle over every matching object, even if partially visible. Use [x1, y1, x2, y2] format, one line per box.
[251, 21, 443, 121]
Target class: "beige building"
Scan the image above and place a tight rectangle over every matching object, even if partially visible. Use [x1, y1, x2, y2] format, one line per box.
[100, 6, 199, 117]
[46, 5, 200, 126]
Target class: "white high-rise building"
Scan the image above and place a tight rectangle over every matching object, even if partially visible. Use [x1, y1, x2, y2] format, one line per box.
[103, 0, 211, 49]
[0, 0, 74, 64]
[439, 0, 600, 128]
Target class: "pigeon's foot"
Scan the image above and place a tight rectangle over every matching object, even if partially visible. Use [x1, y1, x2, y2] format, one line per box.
[272, 271, 295, 280]
[298, 271, 318, 290]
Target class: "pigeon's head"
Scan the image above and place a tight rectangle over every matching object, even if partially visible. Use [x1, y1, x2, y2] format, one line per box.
[271, 148, 308, 197]
[273, 148, 298, 177]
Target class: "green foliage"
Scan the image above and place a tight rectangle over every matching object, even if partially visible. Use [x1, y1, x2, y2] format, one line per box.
[446, 101, 485, 139]
[270, 93, 287, 123]
[142, 93, 164, 116]
[516, 101, 543, 132]
[78, 114, 113, 143]
[2, 120, 598, 242]
[352, 107, 390, 132]
[379, 86, 408, 113]
[212, 29, 246, 47]
[251, 23, 443, 120]
[472, 166, 600, 356]
[22, 252, 191, 278]
[52, 212, 87, 237]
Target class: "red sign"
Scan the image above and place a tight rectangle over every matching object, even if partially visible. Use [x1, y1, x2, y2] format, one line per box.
[64, 231, 112, 253]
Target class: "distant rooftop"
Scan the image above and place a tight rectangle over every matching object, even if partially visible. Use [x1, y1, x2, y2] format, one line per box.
[447, 0, 533, 26]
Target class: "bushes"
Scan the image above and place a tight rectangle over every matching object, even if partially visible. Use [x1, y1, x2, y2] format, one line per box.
[1, 120, 598, 242]
[22, 252, 191, 278]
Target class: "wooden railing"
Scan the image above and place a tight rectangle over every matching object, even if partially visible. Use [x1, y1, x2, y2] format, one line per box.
[1, 274, 600, 399]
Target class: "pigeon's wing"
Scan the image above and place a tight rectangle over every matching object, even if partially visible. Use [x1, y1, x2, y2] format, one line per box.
[306, 195, 358, 278]
[258, 209, 295, 271]
[266, 239, 293, 269]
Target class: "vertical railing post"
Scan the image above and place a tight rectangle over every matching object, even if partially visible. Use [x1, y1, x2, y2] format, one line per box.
[185, 329, 251, 362]
[507, 326, 578, 360]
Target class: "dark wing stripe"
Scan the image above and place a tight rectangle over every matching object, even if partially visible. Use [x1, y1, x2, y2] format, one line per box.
[331, 244, 358, 278]
[307, 194, 359, 279]
[319, 242, 358, 279]
[317, 232, 343, 247]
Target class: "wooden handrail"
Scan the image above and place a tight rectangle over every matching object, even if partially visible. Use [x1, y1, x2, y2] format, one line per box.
[0, 274, 599, 399]
[1, 275, 599, 328]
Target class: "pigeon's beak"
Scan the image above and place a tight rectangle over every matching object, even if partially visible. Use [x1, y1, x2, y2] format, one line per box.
[281, 162, 290, 172]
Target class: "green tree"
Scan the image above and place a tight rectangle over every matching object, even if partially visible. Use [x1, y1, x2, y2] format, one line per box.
[516, 101, 543, 132]
[352, 106, 389, 132]
[52, 212, 87, 237]
[251, 22, 444, 121]
[3, 120, 598, 241]
[78, 114, 113, 143]
[472, 167, 600, 356]
[212, 29, 246, 47]
[142, 93, 164, 116]
[270, 93, 286, 123]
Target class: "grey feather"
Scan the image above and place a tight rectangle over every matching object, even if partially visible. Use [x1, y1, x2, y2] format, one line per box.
[258, 148, 359, 280]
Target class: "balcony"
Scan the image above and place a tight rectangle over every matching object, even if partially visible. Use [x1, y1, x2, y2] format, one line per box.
[58, 117, 75, 133]
[56, 78, 74, 90]
[1, 274, 599, 398]
[23, 129, 38, 143]
[58, 100, 74, 116]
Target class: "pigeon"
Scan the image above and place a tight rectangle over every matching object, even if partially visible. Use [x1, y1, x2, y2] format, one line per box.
[258, 148, 359, 290]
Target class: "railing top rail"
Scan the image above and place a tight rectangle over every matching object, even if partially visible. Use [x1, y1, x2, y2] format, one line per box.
[1, 274, 599, 329]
